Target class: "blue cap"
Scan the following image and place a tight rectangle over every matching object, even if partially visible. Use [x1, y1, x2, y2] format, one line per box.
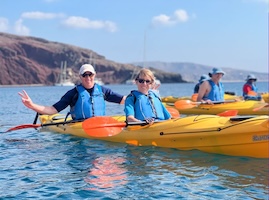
[209, 67, 225, 77]
[246, 74, 257, 81]
[199, 74, 209, 83]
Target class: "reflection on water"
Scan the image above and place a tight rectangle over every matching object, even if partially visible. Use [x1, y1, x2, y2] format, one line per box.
[85, 154, 128, 191]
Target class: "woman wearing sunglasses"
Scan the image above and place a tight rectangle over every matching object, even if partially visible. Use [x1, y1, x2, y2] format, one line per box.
[124, 68, 171, 124]
[19, 64, 126, 120]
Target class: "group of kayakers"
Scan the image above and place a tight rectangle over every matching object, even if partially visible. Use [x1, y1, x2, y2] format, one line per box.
[18, 64, 171, 124]
[194, 68, 262, 103]
[18, 64, 263, 125]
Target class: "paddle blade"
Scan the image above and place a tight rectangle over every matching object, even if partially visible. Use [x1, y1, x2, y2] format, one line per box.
[217, 110, 238, 117]
[191, 93, 198, 101]
[248, 91, 257, 96]
[174, 100, 198, 110]
[82, 116, 125, 137]
[166, 107, 180, 118]
[6, 124, 41, 132]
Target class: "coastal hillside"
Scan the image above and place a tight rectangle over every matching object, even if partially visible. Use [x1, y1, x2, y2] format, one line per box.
[0, 32, 185, 85]
[133, 62, 268, 82]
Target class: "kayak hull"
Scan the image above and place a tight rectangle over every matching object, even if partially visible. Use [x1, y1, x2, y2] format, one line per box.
[39, 114, 269, 158]
[165, 100, 268, 115]
[161, 94, 238, 103]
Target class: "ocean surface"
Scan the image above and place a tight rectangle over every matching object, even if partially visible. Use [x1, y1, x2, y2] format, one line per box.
[0, 82, 268, 200]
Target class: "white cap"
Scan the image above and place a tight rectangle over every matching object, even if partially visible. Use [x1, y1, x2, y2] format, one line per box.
[79, 64, 96, 75]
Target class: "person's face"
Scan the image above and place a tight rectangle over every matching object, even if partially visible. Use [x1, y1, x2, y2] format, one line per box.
[249, 79, 256, 83]
[211, 73, 224, 82]
[80, 71, 95, 89]
[135, 75, 153, 94]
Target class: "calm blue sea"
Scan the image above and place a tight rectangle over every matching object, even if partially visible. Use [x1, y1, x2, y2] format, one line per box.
[0, 82, 268, 199]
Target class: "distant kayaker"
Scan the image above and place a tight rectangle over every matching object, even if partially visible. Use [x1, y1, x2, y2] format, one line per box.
[124, 68, 171, 124]
[242, 74, 262, 101]
[19, 64, 126, 120]
[196, 68, 225, 104]
[193, 74, 210, 93]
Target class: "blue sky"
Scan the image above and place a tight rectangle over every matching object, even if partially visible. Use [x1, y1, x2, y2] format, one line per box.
[1, 0, 268, 73]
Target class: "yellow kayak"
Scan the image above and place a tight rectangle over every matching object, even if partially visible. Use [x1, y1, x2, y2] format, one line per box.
[165, 100, 268, 115]
[162, 93, 239, 103]
[39, 114, 269, 158]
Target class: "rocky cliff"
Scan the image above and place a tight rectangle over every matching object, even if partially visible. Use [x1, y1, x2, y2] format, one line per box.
[0, 32, 186, 85]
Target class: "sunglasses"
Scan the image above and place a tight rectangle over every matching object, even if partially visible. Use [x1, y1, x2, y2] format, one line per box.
[82, 73, 93, 78]
[136, 78, 152, 84]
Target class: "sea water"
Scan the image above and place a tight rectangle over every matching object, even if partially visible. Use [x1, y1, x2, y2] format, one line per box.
[0, 82, 268, 199]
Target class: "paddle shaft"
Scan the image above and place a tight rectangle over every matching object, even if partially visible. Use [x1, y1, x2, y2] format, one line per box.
[5, 119, 84, 132]
[5, 117, 161, 133]
[197, 99, 237, 105]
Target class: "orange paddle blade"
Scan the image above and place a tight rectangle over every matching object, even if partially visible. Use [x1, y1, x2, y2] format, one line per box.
[247, 91, 257, 96]
[166, 107, 180, 118]
[217, 110, 238, 117]
[82, 116, 126, 137]
[191, 93, 198, 101]
[174, 100, 199, 110]
[6, 124, 41, 132]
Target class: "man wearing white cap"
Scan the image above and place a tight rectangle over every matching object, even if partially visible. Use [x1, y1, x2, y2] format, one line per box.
[19, 64, 126, 120]
[196, 68, 225, 103]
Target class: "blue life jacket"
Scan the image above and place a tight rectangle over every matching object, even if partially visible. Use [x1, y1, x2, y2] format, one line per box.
[70, 84, 105, 120]
[203, 80, 224, 101]
[243, 83, 261, 101]
[129, 90, 166, 121]
[243, 83, 258, 96]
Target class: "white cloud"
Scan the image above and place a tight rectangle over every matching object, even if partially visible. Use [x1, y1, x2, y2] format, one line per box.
[14, 19, 30, 35]
[62, 16, 117, 32]
[0, 17, 9, 32]
[152, 9, 190, 27]
[21, 11, 65, 20]
[174, 10, 189, 22]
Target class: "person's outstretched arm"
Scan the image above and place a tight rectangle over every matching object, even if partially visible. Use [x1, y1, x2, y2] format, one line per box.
[18, 90, 58, 115]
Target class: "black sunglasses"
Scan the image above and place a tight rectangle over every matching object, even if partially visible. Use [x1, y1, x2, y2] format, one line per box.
[137, 78, 152, 84]
[82, 73, 93, 78]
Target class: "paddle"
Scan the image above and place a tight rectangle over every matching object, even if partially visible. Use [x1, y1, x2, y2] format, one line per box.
[217, 110, 238, 117]
[247, 91, 258, 96]
[174, 99, 237, 110]
[192, 92, 236, 102]
[5, 119, 84, 133]
[253, 103, 269, 111]
[5, 106, 179, 133]
[166, 107, 180, 118]
[191, 93, 198, 101]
